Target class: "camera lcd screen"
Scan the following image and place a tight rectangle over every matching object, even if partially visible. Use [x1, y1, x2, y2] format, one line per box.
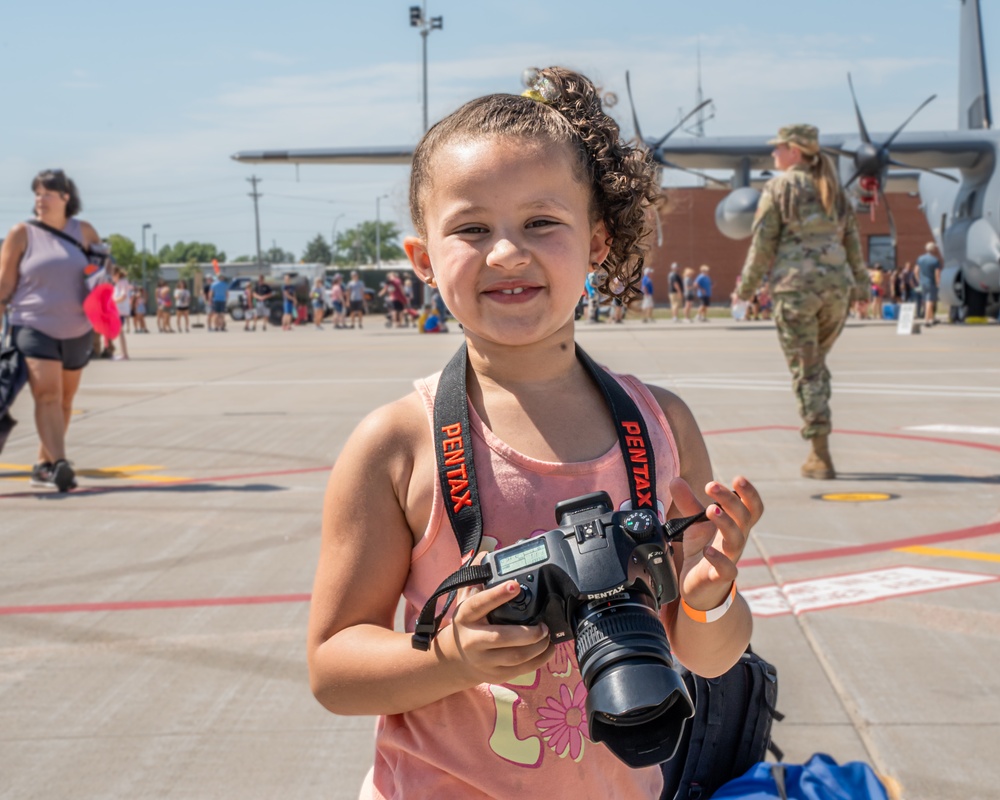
[495, 539, 549, 576]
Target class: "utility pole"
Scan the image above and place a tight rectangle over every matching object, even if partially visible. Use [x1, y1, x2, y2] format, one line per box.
[409, 3, 444, 133]
[141, 223, 151, 300]
[247, 176, 264, 268]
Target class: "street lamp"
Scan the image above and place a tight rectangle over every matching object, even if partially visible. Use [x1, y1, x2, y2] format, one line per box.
[375, 195, 389, 269]
[409, 3, 444, 133]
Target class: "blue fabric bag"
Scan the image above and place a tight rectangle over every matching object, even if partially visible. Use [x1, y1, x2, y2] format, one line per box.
[711, 753, 890, 800]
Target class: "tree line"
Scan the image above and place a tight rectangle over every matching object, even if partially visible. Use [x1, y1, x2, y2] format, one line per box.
[105, 220, 404, 283]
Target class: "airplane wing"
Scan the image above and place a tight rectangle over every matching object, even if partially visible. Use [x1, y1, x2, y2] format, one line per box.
[658, 131, 993, 173]
[230, 133, 993, 174]
[230, 146, 414, 165]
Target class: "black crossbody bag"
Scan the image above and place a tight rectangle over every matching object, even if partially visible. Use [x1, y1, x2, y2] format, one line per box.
[26, 220, 112, 286]
[410, 342, 783, 789]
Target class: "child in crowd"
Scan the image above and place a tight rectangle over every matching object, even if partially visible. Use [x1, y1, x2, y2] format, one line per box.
[307, 66, 761, 799]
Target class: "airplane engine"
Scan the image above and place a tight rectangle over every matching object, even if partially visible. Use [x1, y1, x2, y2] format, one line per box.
[964, 218, 1000, 293]
[714, 187, 760, 240]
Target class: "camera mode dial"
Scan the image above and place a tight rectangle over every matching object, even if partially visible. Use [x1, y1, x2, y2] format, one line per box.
[621, 510, 656, 542]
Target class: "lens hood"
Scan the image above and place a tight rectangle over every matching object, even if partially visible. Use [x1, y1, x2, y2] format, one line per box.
[586, 660, 694, 767]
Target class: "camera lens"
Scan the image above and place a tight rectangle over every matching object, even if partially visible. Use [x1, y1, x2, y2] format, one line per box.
[574, 593, 694, 767]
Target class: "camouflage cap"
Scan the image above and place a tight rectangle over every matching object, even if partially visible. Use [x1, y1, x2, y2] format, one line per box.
[768, 124, 820, 153]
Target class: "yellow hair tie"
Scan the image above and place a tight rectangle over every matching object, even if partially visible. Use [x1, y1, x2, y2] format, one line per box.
[521, 73, 558, 104]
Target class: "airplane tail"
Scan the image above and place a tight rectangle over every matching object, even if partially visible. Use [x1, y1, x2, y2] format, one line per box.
[959, 0, 992, 129]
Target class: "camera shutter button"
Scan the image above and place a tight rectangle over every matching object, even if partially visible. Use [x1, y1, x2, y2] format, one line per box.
[510, 584, 532, 610]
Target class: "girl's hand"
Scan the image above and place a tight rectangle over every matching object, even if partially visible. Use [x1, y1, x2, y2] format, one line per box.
[441, 579, 554, 686]
[668, 475, 763, 613]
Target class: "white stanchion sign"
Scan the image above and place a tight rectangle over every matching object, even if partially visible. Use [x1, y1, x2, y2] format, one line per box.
[897, 302, 918, 334]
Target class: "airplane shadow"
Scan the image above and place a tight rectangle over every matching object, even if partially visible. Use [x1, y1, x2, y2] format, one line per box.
[836, 472, 1000, 485]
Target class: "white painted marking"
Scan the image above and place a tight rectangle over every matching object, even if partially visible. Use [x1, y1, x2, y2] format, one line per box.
[82, 377, 415, 390]
[742, 566, 997, 618]
[646, 379, 1000, 400]
[904, 424, 1000, 437]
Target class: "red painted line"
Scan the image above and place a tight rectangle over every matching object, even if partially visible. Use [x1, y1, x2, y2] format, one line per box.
[0, 593, 312, 616]
[3, 426, 996, 615]
[741, 520, 1000, 569]
[704, 423, 1000, 453]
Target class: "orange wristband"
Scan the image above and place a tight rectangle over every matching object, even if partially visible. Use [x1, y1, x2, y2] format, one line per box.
[680, 582, 737, 623]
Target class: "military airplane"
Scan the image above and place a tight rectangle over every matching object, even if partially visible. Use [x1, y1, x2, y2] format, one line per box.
[232, 0, 998, 320]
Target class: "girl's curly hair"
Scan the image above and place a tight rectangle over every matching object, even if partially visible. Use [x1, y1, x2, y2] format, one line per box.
[409, 66, 660, 302]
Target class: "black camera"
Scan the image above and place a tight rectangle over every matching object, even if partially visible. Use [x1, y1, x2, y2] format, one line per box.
[481, 491, 695, 767]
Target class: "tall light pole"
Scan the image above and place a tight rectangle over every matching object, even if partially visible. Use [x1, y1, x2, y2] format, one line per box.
[375, 194, 389, 270]
[141, 223, 152, 298]
[331, 212, 346, 264]
[409, 4, 443, 133]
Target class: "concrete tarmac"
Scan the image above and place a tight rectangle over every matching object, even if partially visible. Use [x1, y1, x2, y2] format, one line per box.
[1, 315, 998, 799]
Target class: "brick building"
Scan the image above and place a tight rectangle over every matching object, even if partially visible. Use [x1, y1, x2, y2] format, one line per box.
[644, 187, 933, 304]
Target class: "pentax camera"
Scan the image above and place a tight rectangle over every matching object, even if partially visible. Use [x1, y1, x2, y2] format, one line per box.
[481, 491, 695, 767]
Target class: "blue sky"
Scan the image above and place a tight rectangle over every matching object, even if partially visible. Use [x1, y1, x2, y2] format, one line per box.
[0, 0, 986, 262]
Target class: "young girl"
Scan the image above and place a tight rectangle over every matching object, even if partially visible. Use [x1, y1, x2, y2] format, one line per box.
[308, 67, 761, 799]
[174, 279, 191, 332]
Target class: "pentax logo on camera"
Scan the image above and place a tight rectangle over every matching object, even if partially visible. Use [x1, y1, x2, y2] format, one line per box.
[439, 422, 473, 513]
[621, 421, 653, 507]
[585, 584, 626, 601]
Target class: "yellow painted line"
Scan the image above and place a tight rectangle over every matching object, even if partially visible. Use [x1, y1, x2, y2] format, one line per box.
[818, 492, 894, 502]
[1, 463, 166, 473]
[0, 463, 187, 484]
[897, 545, 1000, 564]
[128, 474, 187, 484]
[82, 465, 166, 475]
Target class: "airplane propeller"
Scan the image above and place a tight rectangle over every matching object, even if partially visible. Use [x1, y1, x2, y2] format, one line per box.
[625, 71, 729, 187]
[824, 73, 959, 242]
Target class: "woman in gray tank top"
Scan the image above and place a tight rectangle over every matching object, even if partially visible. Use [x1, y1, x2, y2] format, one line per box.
[0, 169, 104, 492]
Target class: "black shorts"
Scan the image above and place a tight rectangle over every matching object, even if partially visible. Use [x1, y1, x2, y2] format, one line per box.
[13, 326, 92, 370]
[391, 300, 405, 313]
[349, 300, 365, 314]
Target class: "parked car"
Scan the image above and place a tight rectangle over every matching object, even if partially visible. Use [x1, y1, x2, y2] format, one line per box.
[225, 277, 254, 320]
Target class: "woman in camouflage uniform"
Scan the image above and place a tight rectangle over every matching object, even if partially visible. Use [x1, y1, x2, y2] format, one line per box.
[736, 124, 870, 479]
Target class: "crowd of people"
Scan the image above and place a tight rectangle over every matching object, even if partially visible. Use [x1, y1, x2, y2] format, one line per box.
[853, 243, 942, 324]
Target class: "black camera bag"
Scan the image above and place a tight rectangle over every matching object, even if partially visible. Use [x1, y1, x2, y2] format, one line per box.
[659, 647, 783, 800]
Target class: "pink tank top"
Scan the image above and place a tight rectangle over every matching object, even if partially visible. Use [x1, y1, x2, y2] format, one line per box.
[371, 367, 682, 799]
[10, 219, 90, 339]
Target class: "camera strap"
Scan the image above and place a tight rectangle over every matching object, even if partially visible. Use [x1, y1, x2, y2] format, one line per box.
[27, 219, 89, 256]
[412, 341, 659, 651]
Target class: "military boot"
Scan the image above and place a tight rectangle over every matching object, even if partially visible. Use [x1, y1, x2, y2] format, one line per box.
[801, 434, 836, 479]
